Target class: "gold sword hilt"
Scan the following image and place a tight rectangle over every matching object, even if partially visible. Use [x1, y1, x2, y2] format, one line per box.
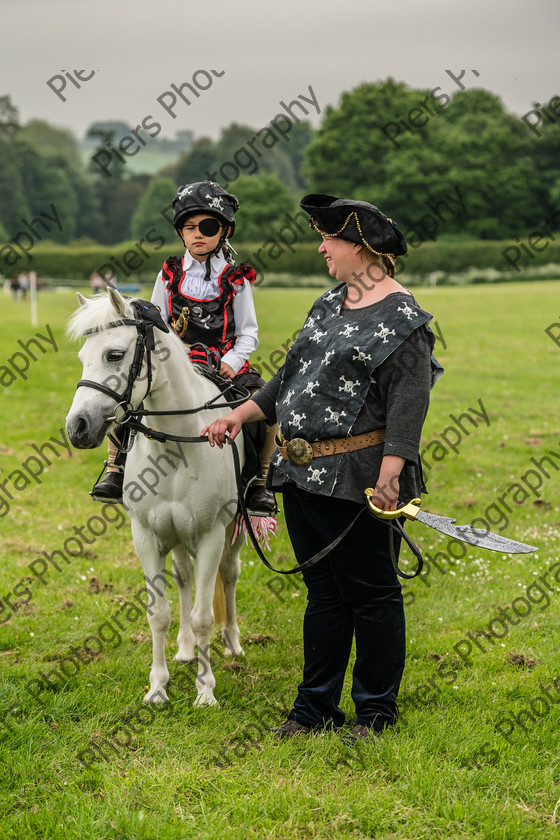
[364, 491, 422, 521]
[172, 306, 190, 340]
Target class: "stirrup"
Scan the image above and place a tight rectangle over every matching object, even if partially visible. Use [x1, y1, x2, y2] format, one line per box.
[89, 461, 124, 503]
[244, 476, 278, 516]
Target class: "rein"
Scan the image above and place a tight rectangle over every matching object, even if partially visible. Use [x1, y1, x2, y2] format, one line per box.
[75, 309, 422, 579]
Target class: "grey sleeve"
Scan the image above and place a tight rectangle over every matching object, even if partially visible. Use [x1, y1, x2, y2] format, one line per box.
[374, 327, 433, 463]
[250, 366, 284, 423]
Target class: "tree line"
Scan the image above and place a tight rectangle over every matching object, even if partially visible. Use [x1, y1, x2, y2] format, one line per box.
[0, 81, 558, 252]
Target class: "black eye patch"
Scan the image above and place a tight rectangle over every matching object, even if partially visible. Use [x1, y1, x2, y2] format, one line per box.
[197, 218, 221, 237]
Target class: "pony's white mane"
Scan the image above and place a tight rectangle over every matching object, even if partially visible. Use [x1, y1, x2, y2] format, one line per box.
[66, 291, 201, 376]
[66, 293, 138, 341]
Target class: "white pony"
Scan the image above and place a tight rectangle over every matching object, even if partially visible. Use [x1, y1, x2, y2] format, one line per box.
[65, 288, 245, 706]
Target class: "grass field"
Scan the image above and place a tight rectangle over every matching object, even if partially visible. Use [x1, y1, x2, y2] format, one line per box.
[1, 280, 559, 839]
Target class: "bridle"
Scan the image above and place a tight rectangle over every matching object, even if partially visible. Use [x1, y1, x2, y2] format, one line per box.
[75, 304, 248, 427]
[77, 314, 156, 425]
[73, 305, 423, 579]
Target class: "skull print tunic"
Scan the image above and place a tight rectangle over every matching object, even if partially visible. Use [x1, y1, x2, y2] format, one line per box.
[253, 284, 443, 501]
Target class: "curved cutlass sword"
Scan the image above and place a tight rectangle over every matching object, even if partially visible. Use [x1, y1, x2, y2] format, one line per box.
[364, 492, 538, 554]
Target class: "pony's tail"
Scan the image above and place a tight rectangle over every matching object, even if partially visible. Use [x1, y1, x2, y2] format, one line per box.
[213, 567, 227, 627]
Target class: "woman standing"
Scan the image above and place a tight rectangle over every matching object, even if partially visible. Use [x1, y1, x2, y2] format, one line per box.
[202, 194, 442, 741]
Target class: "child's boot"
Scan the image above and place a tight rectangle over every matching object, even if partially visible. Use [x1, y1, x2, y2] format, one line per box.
[246, 423, 278, 514]
[91, 437, 125, 502]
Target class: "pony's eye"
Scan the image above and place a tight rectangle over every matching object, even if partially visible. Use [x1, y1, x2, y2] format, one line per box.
[107, 350, 125, 363]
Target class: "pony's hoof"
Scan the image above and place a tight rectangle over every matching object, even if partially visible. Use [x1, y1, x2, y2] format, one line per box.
[143, 687, 169, 703]
[194, 692, 219, 708]
[224, 646, 245, 658]
[175, 651, 196, 663]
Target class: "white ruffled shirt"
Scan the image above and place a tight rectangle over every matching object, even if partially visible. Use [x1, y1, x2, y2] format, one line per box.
[150, 249, 259, 374]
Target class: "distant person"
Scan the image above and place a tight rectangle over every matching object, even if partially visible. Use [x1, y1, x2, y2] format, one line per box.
[90, 271, 105, 294]
[10, 274, 20, 301]
[18, 272, 29, 300]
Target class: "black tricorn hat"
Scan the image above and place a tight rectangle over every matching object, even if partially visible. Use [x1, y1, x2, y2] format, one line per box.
[299, 194, 407, 256]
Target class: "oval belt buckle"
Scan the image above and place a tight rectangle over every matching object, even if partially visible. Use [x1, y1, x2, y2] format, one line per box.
[286, 438, 313, 466]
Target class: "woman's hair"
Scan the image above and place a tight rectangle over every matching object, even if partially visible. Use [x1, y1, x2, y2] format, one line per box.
[360, 248, 396, 279]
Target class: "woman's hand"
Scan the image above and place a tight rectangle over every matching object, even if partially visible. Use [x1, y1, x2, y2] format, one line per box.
[371, 455, 405, 511]
[201, 399, 267, 448]
[370, 477, 399, 511]
[201, 413, 242, 448]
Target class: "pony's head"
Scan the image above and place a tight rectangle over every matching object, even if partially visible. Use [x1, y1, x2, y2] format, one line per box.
[66, 288, 167, 449]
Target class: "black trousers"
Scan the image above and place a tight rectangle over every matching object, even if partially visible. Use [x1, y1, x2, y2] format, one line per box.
[282, 483, 406, 731]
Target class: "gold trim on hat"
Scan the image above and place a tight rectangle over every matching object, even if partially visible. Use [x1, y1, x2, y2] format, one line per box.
[309, 211, 395, 260]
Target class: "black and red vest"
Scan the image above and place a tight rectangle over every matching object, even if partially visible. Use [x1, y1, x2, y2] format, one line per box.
[160, 256, 256, 361]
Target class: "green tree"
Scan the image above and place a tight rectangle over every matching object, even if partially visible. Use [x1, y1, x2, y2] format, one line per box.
[428, 89, 541, 238]
[7, 122, 103, 242]
[18, 119, 82, 170]
[0, 99, 26, 235]
[232, 175, 299, 241]
[283, 121, 314, 191]
[0, 95, 19, 138]
[175, 137, 218, 184]
[526, 115, 560, 219]
[303, 80, 428, 195]
[304, 81, 542, 240]
[131, 176, 177, 243]
[0, 139, 30, 236]
[86, 127, 150, 244]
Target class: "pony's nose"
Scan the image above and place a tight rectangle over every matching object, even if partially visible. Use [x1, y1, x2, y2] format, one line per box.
[66, 414, 91, 448]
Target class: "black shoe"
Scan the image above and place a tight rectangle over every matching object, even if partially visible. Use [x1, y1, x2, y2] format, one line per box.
[246, 484, 277, 515]
[342, 724, 382, 744]
[268, 719, 311, 739]
[91, 471, 124, 502]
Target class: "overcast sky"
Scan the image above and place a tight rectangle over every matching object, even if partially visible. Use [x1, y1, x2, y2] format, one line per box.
[2, 0, 558, 142]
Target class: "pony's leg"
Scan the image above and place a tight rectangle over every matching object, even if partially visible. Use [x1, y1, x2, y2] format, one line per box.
[220, 524, 245, 658]
[132, 524, 171, 703]
[190, 528, 227, 707]
[171, 545, 196, 662]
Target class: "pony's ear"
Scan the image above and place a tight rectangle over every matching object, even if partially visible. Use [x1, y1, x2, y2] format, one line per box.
[77, 292, 88, 307]
[108, 287, 127, 316]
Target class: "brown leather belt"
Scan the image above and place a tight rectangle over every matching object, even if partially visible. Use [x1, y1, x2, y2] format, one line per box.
[276, 429, 386, 467]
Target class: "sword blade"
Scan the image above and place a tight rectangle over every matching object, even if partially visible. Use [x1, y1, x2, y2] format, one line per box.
[415, 510, 538, 554]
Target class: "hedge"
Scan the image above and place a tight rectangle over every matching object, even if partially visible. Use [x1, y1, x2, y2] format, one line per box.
[7, 237, 560, 284]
